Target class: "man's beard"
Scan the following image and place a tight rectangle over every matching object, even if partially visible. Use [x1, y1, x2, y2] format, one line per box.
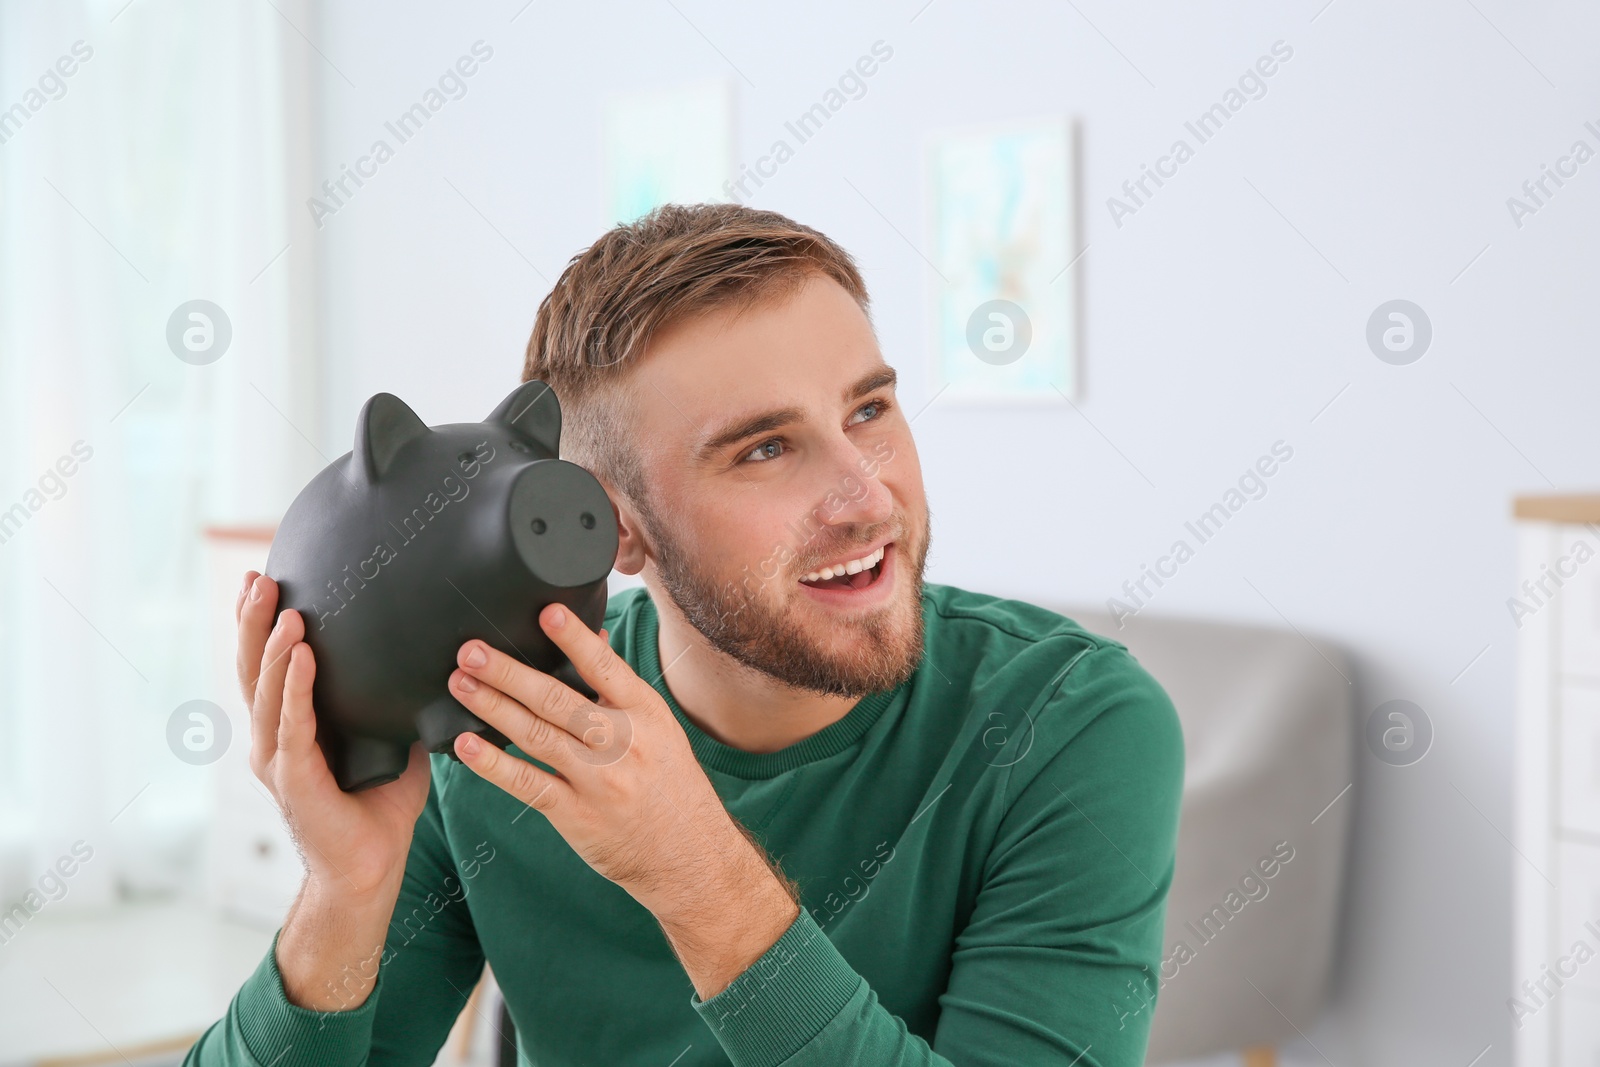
[639, 500, 930, 699]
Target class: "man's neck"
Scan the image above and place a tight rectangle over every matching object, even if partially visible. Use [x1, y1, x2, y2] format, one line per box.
[651, 593, 859, 755]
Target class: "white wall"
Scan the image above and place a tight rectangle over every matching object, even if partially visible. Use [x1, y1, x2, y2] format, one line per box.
[311, 2, 1600, 1062]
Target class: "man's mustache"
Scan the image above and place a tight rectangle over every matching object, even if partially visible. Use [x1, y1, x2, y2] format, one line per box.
[797, 522, 903, 574]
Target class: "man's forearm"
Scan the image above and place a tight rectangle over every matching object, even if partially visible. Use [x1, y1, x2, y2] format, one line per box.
[276, 872, 405, 1011]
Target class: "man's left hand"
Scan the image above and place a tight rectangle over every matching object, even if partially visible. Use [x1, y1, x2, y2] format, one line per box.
[448, 603, 800, 998]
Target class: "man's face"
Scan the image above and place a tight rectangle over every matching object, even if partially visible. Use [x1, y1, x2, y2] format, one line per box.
[620, 273, 930, 698]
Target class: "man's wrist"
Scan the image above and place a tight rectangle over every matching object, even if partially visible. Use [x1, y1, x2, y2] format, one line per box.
[276, 873, 404, 1011]
[651, 823, 802, 1000]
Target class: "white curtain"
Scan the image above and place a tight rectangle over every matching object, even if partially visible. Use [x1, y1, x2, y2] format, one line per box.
[0, 0, 319, 911]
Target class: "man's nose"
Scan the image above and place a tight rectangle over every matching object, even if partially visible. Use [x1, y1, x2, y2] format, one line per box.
[815, 436, 894, 528]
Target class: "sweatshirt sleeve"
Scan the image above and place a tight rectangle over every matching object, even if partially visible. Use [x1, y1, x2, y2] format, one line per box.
[183, 758, 488, 1067]
[690, 645, 1186, 1067]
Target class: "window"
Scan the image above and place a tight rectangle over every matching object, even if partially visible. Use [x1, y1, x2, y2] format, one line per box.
[0, 0, 318, 910]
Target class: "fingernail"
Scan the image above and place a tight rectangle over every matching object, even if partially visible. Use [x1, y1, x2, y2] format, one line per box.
[459, 733, 482, 756]
[548, 606, 567, 628]
[250, 578, 263, 601]
[463, 644, 487, 668]
[454, 671, 477, 693]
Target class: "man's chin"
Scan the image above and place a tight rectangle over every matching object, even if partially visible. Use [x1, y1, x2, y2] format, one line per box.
[662, 568, 924, 699]
[648, 514, 930, 699]
[774, 583, 924, 697]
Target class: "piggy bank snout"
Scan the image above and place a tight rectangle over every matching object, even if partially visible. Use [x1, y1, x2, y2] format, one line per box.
[508, 459, 618, 588]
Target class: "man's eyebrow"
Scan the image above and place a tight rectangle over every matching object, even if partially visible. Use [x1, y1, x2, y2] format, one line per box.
[851, 365, 898, 400]
[694, 407, 803, 463]
[694, 365, 899, 461]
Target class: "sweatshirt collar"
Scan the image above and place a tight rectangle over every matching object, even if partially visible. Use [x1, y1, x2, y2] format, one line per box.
[634, 590, 908, 779]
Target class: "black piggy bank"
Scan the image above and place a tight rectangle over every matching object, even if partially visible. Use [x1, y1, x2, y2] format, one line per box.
[263, 380, 618, 792]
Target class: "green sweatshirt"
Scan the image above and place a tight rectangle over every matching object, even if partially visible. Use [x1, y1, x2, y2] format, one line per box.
[185, 582, 1184, 1067]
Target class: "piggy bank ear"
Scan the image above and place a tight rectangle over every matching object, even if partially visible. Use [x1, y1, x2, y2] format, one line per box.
[489, 380, 562, 455]
[354, 393, 430, 484]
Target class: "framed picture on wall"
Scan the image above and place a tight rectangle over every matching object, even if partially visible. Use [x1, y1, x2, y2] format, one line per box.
[601, 79, 733, 225]
[925, 117, 1080, 403]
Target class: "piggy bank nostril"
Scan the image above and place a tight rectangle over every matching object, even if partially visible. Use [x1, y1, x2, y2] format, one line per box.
[457, 451, 476, 470]
[508, 439, 532, 454]
[507, 457, 617, 587]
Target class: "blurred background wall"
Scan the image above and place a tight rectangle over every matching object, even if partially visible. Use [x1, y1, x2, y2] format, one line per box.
[3, 1, 1599, 1064]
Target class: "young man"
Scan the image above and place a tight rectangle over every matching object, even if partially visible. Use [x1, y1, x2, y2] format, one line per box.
[191, 204, 1184, 1066]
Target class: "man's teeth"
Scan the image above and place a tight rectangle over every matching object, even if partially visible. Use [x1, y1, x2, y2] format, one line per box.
[800, 545, 885, 584]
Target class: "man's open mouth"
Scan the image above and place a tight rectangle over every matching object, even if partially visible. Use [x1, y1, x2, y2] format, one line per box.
[798, 543, 888, 592]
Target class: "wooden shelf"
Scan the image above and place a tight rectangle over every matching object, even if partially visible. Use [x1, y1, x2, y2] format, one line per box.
[202, 524, 277, 543]
[1513, 495, 1600, 524]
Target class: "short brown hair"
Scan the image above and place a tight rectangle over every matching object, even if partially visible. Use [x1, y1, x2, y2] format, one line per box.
[522, 203, 869, 504]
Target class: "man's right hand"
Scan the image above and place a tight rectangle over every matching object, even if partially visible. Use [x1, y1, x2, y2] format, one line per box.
[236, 570, 432, 1010]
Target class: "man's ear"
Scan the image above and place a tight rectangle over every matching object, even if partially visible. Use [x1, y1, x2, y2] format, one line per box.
[605, 483, 650, 577]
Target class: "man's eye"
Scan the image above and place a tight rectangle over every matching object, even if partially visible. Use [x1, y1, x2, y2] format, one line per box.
[850, 398, 891, 425]
[743, 439, 785, 463]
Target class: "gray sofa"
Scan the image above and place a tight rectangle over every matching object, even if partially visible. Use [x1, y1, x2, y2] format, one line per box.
[1053, 604, 1355, 1065]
